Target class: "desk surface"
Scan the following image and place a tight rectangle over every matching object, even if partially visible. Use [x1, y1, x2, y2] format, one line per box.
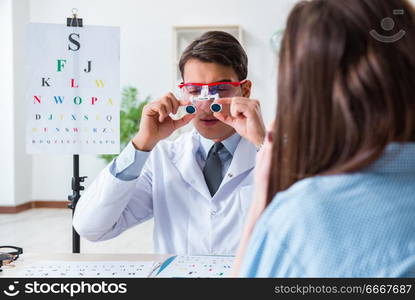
[1, 253, 170, 277]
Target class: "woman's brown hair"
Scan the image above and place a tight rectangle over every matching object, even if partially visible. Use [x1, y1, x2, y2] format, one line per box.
[267, 0, 415, 205]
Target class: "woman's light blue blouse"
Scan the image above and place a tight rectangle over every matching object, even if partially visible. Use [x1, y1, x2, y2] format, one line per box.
[241, 143, 415, 277]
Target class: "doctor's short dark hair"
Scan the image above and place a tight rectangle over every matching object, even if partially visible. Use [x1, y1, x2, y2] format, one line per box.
[179, 31, 248, 81]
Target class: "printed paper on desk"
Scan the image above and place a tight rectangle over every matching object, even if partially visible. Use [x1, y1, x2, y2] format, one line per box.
[19, 261, 156, 278]
[155, 255, 234, 278]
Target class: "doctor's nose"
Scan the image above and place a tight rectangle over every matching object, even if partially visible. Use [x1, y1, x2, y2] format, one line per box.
[196, 100, 213, 113]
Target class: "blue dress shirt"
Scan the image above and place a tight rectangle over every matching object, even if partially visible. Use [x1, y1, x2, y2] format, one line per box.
[110, 132, 241, 181]
[241, 143, 415, 277]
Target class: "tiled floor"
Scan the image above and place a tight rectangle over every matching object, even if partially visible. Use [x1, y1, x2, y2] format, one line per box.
[0, 208, 154, 254]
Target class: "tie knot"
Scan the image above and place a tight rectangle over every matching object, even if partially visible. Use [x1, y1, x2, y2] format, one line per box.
[212, 142, 223, 152]
[211, 142, 224, 155]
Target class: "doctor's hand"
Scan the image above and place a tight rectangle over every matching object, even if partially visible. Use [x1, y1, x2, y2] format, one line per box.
[132, 93, 195, 151]
[213, 97, 266, 148]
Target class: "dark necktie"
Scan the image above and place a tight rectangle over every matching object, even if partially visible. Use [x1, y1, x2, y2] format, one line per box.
[203, 142, 225, 196]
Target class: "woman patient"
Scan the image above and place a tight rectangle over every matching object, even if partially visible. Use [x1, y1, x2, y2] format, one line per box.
[235, 0, 415, 277]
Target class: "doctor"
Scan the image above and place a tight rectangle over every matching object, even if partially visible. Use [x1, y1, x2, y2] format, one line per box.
[73, 31, 266, 255]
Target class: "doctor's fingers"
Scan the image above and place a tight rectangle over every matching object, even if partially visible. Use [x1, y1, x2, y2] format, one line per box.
[216, 98, 260, 117]
[151, 100, 176, 122]
[213, 110, 232, 125]
[161, 93, 180, 115]
[173, 114, 195, 129]
[154, 104, 169, 123]
[164, 93, 193, 113]
[230, 102, 258, 119]
[162, 93, 191, 115]
[163, 92, 191, 106]
[145, 101, 170, 123]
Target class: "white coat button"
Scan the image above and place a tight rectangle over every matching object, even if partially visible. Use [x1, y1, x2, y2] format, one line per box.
[210, 209, 217, 216]
[228, 173, 233, 178]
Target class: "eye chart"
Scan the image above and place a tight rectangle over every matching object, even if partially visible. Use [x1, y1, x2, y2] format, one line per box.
[26, 23, 120, 154]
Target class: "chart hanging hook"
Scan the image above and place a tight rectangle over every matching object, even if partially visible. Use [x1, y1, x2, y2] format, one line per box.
[67, 8, 83, 27]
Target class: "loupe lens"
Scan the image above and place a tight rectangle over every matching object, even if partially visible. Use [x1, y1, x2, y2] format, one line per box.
[210, 103, 222, 112]
[185, 105, 196, 114]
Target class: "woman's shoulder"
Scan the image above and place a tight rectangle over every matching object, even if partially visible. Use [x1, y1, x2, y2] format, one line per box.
[261, 168, 415, 238]
[268, 173, 354, 207]
[260, 173, 367, 230]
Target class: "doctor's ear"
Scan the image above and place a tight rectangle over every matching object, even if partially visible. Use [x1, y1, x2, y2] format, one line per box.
[241, 80, 252, 98]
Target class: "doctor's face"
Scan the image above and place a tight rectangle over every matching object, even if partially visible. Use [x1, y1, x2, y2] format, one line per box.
[182, 58, 251, 142]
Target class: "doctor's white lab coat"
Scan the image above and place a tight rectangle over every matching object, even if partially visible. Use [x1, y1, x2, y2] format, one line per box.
[73, 130, 256, 255]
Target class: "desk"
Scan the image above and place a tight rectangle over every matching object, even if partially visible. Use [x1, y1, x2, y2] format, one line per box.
[0, 253, 170, 277]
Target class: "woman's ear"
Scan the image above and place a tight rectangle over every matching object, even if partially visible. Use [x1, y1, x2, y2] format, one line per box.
[267, 119, 276, 143]
[267, 131, 273, 143]
[241, 80, 252, 98]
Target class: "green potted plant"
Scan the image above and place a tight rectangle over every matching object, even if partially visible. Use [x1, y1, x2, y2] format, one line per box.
[100, 86, 150, 164]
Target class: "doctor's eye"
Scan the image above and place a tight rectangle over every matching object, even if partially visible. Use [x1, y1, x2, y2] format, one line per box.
[184, 86, 201, 95]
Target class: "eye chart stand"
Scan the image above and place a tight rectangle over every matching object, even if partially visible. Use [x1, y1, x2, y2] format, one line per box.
[67, 154, 86, 254]
[66, 9, 86, 254]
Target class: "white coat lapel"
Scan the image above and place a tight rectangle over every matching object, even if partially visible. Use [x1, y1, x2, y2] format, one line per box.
[220, 137, 257, 187]
[172, 130, 211, 199]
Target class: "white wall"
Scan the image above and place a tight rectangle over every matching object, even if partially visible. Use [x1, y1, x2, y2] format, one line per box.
[13, 0, 32, 206]
[0, 0, 32, 206]
[28, 0, 295, 201]
[0, 0, 16, 206]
